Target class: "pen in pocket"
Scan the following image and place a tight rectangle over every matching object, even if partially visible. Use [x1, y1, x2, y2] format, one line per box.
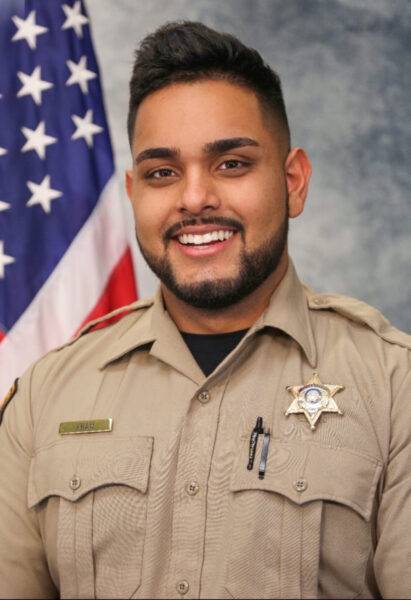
[247, 416, 263, 470]
[258, 428, 271, 480]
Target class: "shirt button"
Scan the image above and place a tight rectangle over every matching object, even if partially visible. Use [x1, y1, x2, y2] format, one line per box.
[294, 478, 307, 492]
[197, 390, 210, 403]
[69, 475, 81, 491]
[186, 481, 200, 496]
[176, 580, 189, 595]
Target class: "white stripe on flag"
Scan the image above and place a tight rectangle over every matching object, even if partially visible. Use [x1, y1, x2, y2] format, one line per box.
[0, 175, 130, 397]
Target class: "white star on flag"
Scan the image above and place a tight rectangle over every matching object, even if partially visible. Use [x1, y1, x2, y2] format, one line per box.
[71, 109, 103, 147]
[11, 10, 48, 50]
[17, 66, 53, 106]
[66, 55, 96, 94]
[21, 121, 57, 160]
[0, 147, 7, 156]
[0, 241, 15, 279]
[62, 1, 89, 38]
[26, 175, 62, 214]
[0, 201, 11, 213]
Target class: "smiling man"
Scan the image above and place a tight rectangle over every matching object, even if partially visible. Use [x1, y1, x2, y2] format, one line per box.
[126, 76, 308, 339]
[0, 21, 411, 600]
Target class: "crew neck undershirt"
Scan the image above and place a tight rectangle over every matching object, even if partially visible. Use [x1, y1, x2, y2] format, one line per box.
[181, 329, 248, 377]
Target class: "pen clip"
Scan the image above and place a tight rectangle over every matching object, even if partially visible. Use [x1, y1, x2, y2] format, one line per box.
[258, 428, 271, 480]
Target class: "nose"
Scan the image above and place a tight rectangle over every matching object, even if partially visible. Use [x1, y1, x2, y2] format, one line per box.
[178, 169, 221, 215]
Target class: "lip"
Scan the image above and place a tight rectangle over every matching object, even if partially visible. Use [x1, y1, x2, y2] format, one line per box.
[172, 230, 238, 257]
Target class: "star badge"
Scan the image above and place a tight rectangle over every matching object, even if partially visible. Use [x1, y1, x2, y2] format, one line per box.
[285, 372, 344, 430]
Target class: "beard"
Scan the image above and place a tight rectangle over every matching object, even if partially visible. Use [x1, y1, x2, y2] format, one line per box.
[136, 213, 288, 311]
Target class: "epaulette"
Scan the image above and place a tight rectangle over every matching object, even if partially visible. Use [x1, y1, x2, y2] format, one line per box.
[55, 297, 154, 352]
[305, 287, 411, 351]
[76, 297, 154, 338]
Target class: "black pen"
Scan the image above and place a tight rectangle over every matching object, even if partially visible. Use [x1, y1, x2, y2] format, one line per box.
[258, 428, 271, 480]
[247, 416, 263, 470]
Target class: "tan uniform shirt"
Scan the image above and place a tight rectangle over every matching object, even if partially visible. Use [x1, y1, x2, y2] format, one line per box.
[0, 262, 410, 599]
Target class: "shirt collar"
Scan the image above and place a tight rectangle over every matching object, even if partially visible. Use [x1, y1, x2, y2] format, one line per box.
[100, 259, 317, 372]
[250, 260, 317, 367]
[100, 287, 205, 383]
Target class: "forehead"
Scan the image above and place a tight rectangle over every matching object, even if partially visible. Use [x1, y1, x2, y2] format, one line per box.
[132, 79, 276, 152]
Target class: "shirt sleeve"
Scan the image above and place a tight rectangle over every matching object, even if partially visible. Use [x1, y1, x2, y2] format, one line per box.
[0, 369, 57, 599]
[374, 366, 411, 598]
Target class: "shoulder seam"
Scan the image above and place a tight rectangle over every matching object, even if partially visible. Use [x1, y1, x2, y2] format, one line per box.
[54, 298, 154, 352]
[305, 289, 411, 351]
[77, 298, 154, 338]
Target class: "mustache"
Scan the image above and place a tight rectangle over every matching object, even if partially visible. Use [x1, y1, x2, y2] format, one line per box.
[164, 216, 244, 241]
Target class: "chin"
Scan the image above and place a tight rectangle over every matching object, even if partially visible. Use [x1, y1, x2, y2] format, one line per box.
[177, 269, 237, 286]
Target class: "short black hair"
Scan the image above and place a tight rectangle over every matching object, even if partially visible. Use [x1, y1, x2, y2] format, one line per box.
[127, 21, 290, 148]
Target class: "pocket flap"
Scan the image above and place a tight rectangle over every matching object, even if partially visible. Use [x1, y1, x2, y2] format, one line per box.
[28, 436, 153, 508]
[230, 438, 382, 521]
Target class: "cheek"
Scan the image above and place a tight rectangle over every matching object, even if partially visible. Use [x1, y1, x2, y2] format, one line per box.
[132, 193, 167, 245]
[233, 171, 285, 219]
[243, 191, 285, 230]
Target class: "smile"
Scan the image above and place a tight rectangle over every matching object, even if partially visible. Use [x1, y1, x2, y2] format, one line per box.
[178, 230, 234, 245]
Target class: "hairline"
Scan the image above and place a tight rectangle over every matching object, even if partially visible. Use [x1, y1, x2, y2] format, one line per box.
[128, 75, 291, 155]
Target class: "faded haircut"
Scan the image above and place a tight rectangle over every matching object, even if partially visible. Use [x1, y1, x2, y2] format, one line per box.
[127, 21, 290, 148]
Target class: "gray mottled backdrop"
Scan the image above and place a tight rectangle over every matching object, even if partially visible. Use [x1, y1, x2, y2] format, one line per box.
[87, 0, 410, 332]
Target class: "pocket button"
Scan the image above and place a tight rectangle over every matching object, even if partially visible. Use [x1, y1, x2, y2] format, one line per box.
[69, 475, 81, 491]
[294, 478, 307, 492]
[176, 580, 189, 595]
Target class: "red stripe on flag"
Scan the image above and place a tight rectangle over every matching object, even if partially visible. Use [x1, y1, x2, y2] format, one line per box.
[77, 248, 137, 334]
[0, 330, 5, 343]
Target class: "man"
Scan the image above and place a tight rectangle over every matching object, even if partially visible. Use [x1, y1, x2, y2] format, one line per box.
[0, 21, 410, 600]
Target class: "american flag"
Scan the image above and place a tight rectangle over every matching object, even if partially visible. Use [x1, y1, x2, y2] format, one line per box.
[0, 0, 137, 397]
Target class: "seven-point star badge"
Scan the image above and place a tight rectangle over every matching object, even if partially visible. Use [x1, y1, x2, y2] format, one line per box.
[285, 372, 344, 430]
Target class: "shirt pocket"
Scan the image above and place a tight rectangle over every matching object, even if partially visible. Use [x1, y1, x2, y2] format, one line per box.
[28, 436, 153, 599]
[225, 439, 382, 600]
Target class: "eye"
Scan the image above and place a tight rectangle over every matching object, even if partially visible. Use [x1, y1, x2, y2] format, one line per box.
[145, 167, 176, 180]
[218, 159, 251, 173]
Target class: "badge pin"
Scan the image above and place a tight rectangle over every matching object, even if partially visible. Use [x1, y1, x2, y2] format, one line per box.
[285, 372, 344, 430]
[59, 418, 113, 435]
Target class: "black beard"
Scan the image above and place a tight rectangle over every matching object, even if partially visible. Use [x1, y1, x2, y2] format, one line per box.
[136, 216, 288, 311]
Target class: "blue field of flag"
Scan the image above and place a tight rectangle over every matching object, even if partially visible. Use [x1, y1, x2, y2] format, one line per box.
[0, 0, 114, 333]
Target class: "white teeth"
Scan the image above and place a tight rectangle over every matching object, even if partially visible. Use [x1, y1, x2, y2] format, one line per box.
[178, 230, 234, 245]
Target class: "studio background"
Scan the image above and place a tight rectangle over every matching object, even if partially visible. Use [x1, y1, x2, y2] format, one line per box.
[87, 0, 410, 332]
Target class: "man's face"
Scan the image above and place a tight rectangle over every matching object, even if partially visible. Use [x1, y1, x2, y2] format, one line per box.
[126, 79, 291, 309]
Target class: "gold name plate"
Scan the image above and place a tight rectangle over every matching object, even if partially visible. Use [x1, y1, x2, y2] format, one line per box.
[59, 418, 113, 435]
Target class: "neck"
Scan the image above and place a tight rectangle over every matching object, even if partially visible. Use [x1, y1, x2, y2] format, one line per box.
[161, 253, 289, 334]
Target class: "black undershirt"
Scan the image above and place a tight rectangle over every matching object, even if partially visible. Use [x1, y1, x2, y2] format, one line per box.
[181, 329, 248, 377]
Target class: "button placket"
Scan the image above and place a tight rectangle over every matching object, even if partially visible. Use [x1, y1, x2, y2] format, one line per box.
[168, 380, 226, 597]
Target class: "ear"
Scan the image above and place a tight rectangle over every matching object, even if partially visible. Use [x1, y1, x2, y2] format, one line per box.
[284, 148, 312, 218]
[125, 169, 133, 201]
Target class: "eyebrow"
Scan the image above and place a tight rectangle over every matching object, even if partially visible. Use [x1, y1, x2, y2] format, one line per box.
[134, 137, 259, 166]
[135, 146, 179, 165]
[203, 137, 259, 155]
